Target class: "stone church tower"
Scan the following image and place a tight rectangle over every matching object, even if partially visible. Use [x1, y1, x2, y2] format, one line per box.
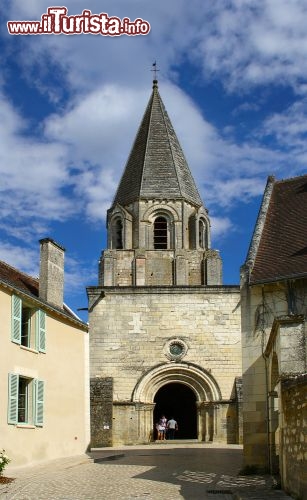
[88, 80, 242, 447]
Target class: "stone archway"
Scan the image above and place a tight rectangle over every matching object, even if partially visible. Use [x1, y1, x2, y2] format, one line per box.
[132, 362, 222, 442]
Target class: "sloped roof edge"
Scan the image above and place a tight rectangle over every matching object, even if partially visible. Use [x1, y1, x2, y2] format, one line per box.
[0, 261, 87, 330]
[248, 173, 307, 284]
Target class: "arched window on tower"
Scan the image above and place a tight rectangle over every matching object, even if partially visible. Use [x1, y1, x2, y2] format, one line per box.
[154, 216, 168, 249]
[198, 219, 206, 249]
[112, 218, 123, 249]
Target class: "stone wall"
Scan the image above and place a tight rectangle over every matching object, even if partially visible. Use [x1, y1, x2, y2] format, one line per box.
[90, 377, 113, 447]
[240, 279, 293, 468]
[281, 375, 307, 500]
[99, 249, 222, 287]
[241, 275, 307, 481]
[89, 286, 241, 397]
[88, 285, 242, 445]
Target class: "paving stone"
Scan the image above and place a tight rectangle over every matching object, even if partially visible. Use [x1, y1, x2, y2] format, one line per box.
[0, 444, 293, 500]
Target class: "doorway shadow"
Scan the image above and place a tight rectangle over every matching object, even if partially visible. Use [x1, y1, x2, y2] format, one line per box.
[154, 382, 197, 439]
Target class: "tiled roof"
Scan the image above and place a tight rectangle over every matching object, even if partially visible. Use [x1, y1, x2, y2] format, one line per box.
[0, 260, 39, 296]
[250, 174, 307, 283]
[112, 81, 203, 208]
[0, 260, 85, 325]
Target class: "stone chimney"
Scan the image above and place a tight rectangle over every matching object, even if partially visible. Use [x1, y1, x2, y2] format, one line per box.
[39, 238, 65, 308]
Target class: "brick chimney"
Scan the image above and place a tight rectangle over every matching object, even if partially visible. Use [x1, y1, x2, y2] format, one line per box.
[39, 238, 65, 308]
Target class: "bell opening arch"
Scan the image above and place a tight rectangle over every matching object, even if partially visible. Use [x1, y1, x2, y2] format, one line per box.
[142, 204, 180, 250]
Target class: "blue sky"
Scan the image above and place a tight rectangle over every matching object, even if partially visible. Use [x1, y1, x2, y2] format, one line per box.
[1, 0, 307, 322]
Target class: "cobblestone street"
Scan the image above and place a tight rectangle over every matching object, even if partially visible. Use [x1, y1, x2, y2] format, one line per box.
[0, 443, 293, 499]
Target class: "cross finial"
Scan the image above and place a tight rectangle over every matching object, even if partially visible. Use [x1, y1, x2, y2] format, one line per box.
[151, 61, 159, 86]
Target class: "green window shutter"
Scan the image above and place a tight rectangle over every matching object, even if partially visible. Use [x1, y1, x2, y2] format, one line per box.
[34, 379, 44, 426]
[11, 295, 22, 344]
[37, 310, 46, 352]
[8, 373, 19, 424]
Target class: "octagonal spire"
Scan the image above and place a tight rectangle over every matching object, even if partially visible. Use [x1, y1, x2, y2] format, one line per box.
[112, 80, 203, 208]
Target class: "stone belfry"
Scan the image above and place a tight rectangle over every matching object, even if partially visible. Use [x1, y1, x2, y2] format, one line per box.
[88, 79, 241, 449]
[100, 79, 222, 288]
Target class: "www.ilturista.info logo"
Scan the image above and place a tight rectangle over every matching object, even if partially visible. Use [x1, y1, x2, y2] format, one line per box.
[7, 7, 151, 36]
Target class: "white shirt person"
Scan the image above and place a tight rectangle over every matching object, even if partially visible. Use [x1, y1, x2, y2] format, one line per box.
[167, 418, 178, 439]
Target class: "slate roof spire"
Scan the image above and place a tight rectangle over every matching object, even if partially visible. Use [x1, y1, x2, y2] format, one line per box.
[112, 80, 203, 208]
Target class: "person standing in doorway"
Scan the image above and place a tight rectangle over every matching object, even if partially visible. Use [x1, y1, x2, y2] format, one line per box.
[157, 415, 167, 440]
[167, 417, 178, 439]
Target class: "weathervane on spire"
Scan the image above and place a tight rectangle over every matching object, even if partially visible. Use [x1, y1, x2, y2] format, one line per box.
[151, 61, 159, 83]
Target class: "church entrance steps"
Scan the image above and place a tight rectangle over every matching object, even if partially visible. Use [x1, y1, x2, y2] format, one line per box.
[154, 439, 199, 444]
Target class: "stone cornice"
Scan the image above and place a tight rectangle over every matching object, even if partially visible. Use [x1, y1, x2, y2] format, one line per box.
[87, 285, 240, 297]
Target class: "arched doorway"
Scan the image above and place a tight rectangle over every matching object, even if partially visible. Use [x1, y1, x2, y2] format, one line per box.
[154, 382, 197, 439]
[132, 362, 222, 443]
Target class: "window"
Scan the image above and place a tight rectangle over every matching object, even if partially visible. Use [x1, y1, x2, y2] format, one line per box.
[18, 377, 29, 423]
[11, 295, 46, 352]
[198, 219, 206, 249]
[8, 374, 44, 426]
[111, 218, 123, 249]
[154, 216, 168, 249]
[112, 218, 123, 250]
[21, 306, 31, 347]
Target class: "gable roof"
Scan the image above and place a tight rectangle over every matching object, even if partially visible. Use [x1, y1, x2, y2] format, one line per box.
[0, 260, 87, 328]
[250, 174, 307, 284]
[112, 80, 203, 208]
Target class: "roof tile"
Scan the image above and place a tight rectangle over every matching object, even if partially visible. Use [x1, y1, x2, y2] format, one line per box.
[0, 260, 39, 295]
[113, 82, 203, 208]
[251, 174, 307, 283]
[0, 260, 84, 324]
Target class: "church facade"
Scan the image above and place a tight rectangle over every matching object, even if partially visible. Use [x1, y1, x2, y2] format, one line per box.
[88, 80, 242, 447]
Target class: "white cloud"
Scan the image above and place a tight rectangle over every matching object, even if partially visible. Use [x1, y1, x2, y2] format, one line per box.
[4, 0, 307, 97]
[210, 216, 233, 240]
[0, 239, 96, 311]
[1, 0, 307, 232]
[160, 84, 296, 208]
[261, 99, 307, 145]
[41, 79, 298, 221]
[0, 69, 303, 246]
[0, 94, 75, 230]
[194, 0, 307, 92]
[208, 177, 266, 209]
[1, 0, 307, 308]
[254, 99, 307, 168]
[0, 242, 39, 277]
[44, 84, 150, 220]
[74, 168, 118, 221]
[4, 0, 199, 96]
[64, 254, 97, 298]
[45, 84, 148, 166]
